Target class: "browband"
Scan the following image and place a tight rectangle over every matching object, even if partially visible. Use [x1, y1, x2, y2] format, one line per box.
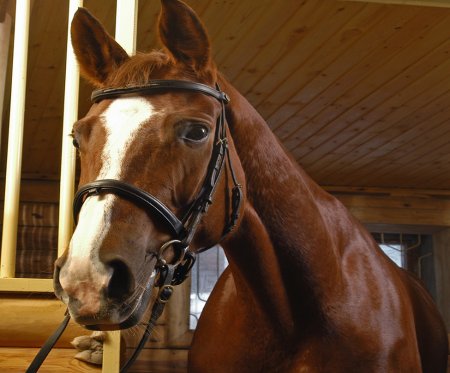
[91, 79, 230, 104]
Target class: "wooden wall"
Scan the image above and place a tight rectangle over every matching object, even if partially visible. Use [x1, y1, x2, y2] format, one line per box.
[432, 229, 450, 329]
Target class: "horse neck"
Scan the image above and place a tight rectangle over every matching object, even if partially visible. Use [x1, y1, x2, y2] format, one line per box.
[221, 78, 351, 332]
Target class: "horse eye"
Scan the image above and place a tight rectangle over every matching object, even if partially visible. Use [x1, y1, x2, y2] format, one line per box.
[181, 125, 209, 142]
[72, 138, 80, 149]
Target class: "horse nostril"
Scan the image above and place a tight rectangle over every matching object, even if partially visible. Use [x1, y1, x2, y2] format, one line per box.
[107, 260, 134, 301]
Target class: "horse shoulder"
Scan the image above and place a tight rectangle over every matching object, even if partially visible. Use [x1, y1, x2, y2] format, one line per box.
[189, 267, 288, 372]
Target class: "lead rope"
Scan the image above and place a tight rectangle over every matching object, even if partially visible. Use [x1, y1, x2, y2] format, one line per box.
[25, 311, 71, 373]
[25, 264, 176, 373]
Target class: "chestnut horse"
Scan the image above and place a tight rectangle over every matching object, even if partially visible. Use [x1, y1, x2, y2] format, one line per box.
[54, 0, 448, 371]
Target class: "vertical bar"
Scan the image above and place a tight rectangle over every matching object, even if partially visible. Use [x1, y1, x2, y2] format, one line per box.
[102, 330, 121, 372]
[57, 0, 83, 258]
[102, 2, 139, 370]
[115, 0, 138, 55]
[0, 0, 31, 278]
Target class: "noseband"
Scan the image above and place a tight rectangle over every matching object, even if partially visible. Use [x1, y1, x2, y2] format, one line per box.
[27, 80, 242, 372]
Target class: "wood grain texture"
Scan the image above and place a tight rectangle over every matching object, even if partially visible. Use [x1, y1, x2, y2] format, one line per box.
[433, 228, 450, 329]
[0, 296, 92, 348]
[0, 347, 101, 373]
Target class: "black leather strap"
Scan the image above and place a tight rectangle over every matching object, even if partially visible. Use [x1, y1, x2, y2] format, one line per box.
[25, 311, 71, 373]
[73, 179, 186, 238]
[92, 79, 230, 104]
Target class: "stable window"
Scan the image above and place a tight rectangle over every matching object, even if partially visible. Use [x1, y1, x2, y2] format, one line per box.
[189, 245, 228, 329]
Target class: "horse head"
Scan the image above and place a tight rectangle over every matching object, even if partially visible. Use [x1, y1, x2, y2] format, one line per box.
[54, 0, 245, 330]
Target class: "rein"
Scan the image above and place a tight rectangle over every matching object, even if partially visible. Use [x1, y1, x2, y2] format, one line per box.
[27, 80, 242, 372]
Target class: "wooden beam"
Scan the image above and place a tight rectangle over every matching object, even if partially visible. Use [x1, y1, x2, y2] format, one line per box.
[324, 186, 450, 228]
[0, 348, 100, 372]
[0, 177, 61, 203]
[0, 278, 53, 292]
[0, 296, 91, 348]
[58, 0, 83, 258]
[342, 0, 450, 8]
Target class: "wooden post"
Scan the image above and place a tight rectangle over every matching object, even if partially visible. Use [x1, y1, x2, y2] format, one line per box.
[432, 228, 450, 329]
[102, 2, 138, 370]
[0, 0, 31, 278]
[57, 0, 83, 258]
[115, 0, 138, 55]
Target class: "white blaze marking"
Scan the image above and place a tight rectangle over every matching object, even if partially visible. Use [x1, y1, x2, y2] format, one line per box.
[62, 98, 155, 302]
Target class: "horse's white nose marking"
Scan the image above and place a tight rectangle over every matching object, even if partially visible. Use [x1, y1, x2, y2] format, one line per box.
[61, 98, 156, 310]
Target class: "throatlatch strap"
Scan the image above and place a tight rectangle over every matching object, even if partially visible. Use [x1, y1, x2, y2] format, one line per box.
[25, 311, 71, 373]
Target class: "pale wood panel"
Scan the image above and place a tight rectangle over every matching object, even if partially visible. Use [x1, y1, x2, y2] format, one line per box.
[266, 4, 387, 132]
[215, 1, 324, 92]
[294, 22, 450, 166]
[283, 7, 447, 154]
[273, 8, 427, 145]
[311, 84, 450, 182]
[234, 2, 365, 102]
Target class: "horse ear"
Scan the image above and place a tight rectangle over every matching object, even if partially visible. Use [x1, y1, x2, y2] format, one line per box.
[158, 0, 212, 72]
[71, 8, 129, 86]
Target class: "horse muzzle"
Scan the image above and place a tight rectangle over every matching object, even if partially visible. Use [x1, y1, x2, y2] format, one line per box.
[53, 254, 158, 330]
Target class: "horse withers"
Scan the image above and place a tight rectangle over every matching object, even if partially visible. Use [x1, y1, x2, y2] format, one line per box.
[53, 0, 448, 371]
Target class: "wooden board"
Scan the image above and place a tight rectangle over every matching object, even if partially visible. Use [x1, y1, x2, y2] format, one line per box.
[327, 186, 450, 227]
[0, 296, 91, 348]
[0, 347, 101, 373]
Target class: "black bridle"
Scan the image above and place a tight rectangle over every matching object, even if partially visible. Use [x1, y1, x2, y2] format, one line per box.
[27, 80, 242, 372]
[75, 79, 241, 254]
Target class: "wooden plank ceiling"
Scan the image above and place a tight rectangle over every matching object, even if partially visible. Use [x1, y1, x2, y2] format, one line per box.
[1, 0, 450, 190]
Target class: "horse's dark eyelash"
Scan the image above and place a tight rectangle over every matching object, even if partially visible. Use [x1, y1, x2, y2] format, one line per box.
[69, 132, 80, 150]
